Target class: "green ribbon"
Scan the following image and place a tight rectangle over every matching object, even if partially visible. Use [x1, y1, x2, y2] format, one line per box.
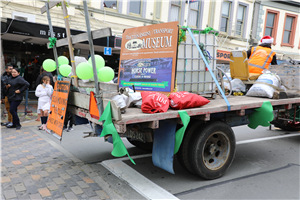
[48, 37, 57, 49]
[174, 111, 190, 154]
[121, 80, 169, 88]
[248, 101, 274, 129]
[200, 27, 219, 36]
[99, 101, 135, 165]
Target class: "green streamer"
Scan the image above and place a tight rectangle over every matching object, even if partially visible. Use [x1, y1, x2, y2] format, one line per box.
[48, 37, 57, 49]
[174, 110, 190, 154]
[99, 101, 135, 165]
[248, 101, 274, 129]
[200, 27, 219, 36]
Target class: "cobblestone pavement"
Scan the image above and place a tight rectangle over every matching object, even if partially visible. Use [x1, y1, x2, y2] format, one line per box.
[1, 125, 111, 200]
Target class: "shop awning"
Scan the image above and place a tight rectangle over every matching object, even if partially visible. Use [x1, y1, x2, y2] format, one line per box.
[1, 18, 121, 54]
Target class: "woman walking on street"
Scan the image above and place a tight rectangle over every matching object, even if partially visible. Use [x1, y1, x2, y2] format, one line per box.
[5, 68, 30, 130]
[35, 76, 53, 130]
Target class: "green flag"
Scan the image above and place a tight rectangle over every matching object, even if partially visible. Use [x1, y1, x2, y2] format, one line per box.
[174, 110, 190, 154]
[99, 101, 135, 164]
[248, 101, 274, 129]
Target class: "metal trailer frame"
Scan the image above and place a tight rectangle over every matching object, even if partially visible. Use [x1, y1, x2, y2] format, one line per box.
[41, 2, 300, 179]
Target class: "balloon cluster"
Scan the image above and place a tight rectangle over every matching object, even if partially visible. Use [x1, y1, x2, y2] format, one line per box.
[42, 55, 115, 82]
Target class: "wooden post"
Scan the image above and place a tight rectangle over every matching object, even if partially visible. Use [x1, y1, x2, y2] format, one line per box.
[61, 0, 78, 86]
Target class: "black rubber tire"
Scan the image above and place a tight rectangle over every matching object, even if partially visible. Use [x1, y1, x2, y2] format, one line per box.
[127, 138, 153, 152]
[271, 120, 300, 131]
[190, 121, 236, 180]
[176, 120, 204, 174]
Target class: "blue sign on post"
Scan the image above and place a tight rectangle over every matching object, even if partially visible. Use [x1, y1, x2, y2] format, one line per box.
[104, 47, 112, 55]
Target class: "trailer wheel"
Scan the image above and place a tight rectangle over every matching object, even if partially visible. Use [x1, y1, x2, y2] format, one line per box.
[176, 121, 204, 174]
[190, 121, 236, 179]
[127, 138, 153, 152]
[271, 120, 300, 131]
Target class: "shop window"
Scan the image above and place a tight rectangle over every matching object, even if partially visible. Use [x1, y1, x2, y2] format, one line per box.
[236, 5, 245, 36]
[170, 1, 182, 23]
[103, 1, 118, 10]
[220, 1, 231, 33]
[154, 1, 162, 20]
[188, 1, 200, 28]
[264, 9, 279, 45]
[281, 13, 298, 48]
[129, 0, 142, 16]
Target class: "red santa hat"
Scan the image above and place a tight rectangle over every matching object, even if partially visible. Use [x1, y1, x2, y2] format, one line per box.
[260, 36, 274, 44]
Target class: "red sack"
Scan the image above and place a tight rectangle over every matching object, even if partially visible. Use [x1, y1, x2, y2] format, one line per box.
[141, 92, 169, 114]
[169, 91, 210, 110]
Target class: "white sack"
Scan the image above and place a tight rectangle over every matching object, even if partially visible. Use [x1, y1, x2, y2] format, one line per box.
[231, 79, 246, 92]
[246, 73, 280, 98]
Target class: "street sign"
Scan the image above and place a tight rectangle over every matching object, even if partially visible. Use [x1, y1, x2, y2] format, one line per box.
[104, 47, 112, 55]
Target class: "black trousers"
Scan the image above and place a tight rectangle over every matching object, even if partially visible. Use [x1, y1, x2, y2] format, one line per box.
[9, 100, 22, 126]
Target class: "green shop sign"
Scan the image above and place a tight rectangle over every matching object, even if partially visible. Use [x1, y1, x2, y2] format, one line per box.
[121, 81, 169, 88]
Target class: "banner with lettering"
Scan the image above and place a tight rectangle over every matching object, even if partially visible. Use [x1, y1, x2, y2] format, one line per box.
[47, 81, 70, 139]
[118, 22, 179, 93]
[217, 50, 230, 61]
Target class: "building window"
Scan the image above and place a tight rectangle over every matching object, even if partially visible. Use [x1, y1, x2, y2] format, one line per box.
[170, 1, 181, 22]
[103, 1, 117, 10]
[154, 0, 161, 19]
[220, 1, 231, 33]
[129, 0, 142, 15]
[188, 2, 200, 28]
[281, 13, 298, 48]
[263, 9, 279, 45]
[236, 5, 245, 36]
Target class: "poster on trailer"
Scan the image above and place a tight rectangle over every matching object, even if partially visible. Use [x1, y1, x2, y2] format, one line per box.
[118, 21, 179, 93]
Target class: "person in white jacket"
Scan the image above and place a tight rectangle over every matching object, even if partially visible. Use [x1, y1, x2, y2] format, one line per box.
[35, 76, 53, 130]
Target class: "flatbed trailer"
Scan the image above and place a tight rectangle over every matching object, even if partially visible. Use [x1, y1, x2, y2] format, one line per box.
[67, 82, 300, 179]
[41, 1, 300, 180]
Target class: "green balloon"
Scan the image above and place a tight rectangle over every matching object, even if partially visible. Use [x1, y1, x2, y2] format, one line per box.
[97, 67, 114, 82]
[58, 56, 69, 66]
[42, 59, 56, 72]
[88, 55, 105, 70]
[59, 64, 72, 77]
[76, 62, 93, 80]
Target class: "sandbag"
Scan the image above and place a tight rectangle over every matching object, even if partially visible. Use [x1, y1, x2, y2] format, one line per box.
[169, 91, 210, 110]
[141, 92, 169, 114]
[231, 79, 246, 92]
[246, 73, 281, 98]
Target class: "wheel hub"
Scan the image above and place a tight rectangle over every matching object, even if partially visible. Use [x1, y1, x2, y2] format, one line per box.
[202, 132, 230, 170]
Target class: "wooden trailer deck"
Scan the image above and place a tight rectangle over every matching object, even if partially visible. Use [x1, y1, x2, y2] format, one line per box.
[66, 79, 300, 132]
[114, 96, 300, 128]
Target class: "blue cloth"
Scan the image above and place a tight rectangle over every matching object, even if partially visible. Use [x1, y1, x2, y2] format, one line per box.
[9, 100, 22, 126]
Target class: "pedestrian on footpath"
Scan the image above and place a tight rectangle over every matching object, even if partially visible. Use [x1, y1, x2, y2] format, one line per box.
[35, 76, 53, 130]
[1, 65, 13, 126]
[5, 68, 30, 130]
[35, 66, 55, 124]
[0, 78, 5, 124]
[35, 66, 54, 88]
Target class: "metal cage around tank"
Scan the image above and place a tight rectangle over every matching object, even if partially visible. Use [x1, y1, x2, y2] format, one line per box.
[176, 28, 219, 98]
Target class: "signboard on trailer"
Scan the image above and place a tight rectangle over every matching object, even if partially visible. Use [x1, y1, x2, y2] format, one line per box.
[47, 81, 70, 139]
[118, 21, 179, 93]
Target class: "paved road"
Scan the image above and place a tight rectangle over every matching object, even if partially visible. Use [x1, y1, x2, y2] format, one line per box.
[41, 124, 300, 199]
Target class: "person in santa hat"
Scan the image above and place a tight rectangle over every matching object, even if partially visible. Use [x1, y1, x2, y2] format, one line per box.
[247, 36, 277, 74]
